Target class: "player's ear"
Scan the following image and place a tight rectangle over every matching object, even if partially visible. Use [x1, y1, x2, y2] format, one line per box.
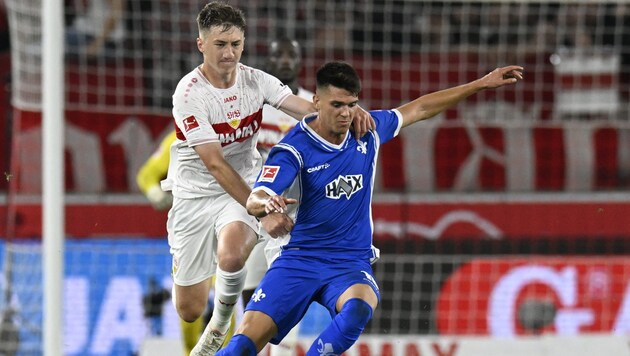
[196, 37, 203, 52]
[313, 95, 320, 110]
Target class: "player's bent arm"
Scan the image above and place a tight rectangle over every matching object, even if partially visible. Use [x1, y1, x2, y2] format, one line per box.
[246, 189, 296, 218]
[278, 94, 316, 119]
[247, 189, 296, 237]
[194, 142, 252, 207]
[397, 65, 523, 128]
[279, 94, 375, 138]
[246, 189, 271, 218]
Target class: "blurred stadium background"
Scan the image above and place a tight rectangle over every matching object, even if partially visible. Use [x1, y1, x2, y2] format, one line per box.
[1, 0, 630, 355]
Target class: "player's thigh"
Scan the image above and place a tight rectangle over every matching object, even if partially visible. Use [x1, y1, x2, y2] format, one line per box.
[174, 277, 212, 310]
[320, 261, 380, 314]
[244, 238, 268, 290]
[215, 195, 260, 266]
[167, 196, 219, 287]
[245, 259, 319, 344]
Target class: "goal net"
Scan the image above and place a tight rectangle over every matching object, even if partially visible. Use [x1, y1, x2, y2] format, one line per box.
[2, 1, 630, 355]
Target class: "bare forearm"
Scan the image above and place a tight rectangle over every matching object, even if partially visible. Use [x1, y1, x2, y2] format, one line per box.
[279, 95, 316, 120]
[398, 65, 523, 128]
[398, 80, 483, 127]
[206, 163, 252, 207]
[245, 191, 269, 218]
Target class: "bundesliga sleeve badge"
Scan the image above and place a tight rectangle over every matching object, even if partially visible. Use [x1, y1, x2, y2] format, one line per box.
[259, 165, 280, 182]
[183, 115, 200, 132]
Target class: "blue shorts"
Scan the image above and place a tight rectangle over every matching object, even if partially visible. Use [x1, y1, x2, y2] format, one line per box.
[244, 253, 380, 344]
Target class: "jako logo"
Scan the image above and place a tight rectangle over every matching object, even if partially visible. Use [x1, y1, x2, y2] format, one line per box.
[325, 174, 362, 199]
[307, 163, 330, 173]
[224, 95, 237, 103]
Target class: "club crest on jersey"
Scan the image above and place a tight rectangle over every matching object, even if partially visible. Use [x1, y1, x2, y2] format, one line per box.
[357, 140, 367, 154]
[183, 116, 200, 132]
[325, 174, 363, 199]
[259, 165, 280, 182]
[227, 109, 242, 129]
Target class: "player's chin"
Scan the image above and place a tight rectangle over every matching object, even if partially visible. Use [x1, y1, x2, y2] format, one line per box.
[338, 119, 352, 128]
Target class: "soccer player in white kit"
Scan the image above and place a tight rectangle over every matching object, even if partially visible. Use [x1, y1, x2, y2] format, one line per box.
[161, 3, 374, 355]
[244, 36, 313, 356]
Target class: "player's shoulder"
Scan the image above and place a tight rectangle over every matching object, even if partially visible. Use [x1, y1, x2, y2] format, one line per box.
[173, 67, 207, 99]
[237, 63, 268, 81]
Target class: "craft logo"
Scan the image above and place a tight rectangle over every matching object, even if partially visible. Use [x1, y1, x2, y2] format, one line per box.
[259, 166, 280, 182]
[183, 116, 199, 132]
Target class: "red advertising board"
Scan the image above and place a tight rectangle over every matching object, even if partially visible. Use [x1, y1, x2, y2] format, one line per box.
[437, 257, 630, 336]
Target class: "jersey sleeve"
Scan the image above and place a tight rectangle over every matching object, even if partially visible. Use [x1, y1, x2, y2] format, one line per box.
[172, 81, 220, 147]
[370, 109, 403, 144]
[259, 70, 293, 108]
[252, 144, 301, 196]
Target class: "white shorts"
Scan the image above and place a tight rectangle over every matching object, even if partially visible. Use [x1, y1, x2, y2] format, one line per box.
[167, 194, 259, 287]
[244, 237, 268, 290]
[244, 230, 289, 290]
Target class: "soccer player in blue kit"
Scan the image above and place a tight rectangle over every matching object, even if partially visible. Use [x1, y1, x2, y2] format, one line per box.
[216, 61, 523, 356]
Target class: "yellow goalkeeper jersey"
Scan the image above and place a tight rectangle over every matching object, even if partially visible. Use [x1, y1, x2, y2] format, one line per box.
[136, 131, 176, 194]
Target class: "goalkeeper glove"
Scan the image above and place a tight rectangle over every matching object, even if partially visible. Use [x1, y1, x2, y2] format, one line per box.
[146, 185, 173, 211]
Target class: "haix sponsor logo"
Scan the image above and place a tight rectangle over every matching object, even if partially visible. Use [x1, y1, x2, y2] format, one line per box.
[307, 163, 330, 173]
[224, 95, 237, 103]
[325, 174, 363, 199]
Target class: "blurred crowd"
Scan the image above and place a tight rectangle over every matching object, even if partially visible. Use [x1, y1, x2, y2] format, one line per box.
[2, 1, 630, 111]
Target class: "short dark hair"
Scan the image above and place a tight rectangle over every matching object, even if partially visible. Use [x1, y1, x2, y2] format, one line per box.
[197, 1, 246, 34]
[316, 61, 361, 96]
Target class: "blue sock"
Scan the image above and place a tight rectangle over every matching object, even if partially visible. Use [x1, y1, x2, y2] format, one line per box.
[306, 298, 373, 356]
[215, 334, 257, 356]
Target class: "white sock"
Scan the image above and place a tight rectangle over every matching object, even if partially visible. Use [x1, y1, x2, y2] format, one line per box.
[209, 266, 246, 333]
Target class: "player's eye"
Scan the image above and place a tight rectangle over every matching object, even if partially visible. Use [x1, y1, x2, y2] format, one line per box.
[349, 102, 358, 108]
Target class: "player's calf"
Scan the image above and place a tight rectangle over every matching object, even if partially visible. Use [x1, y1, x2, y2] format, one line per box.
[306, 298, 373, 356]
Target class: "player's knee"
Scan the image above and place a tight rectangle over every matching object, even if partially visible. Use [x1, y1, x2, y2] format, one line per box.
[218, 253, 247, 272]
[176, 300, 206, 323]
[339, 298, 373, 338]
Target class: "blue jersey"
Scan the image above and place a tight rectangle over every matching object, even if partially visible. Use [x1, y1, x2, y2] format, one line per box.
[252, 109, 402, 261]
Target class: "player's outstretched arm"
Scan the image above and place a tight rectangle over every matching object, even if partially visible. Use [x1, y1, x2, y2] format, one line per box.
[397, 65, 523, 128]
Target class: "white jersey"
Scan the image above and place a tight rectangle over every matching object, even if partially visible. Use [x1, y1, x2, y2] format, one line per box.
[162, 64, 292, 198]
[258, 87, 314, 156]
